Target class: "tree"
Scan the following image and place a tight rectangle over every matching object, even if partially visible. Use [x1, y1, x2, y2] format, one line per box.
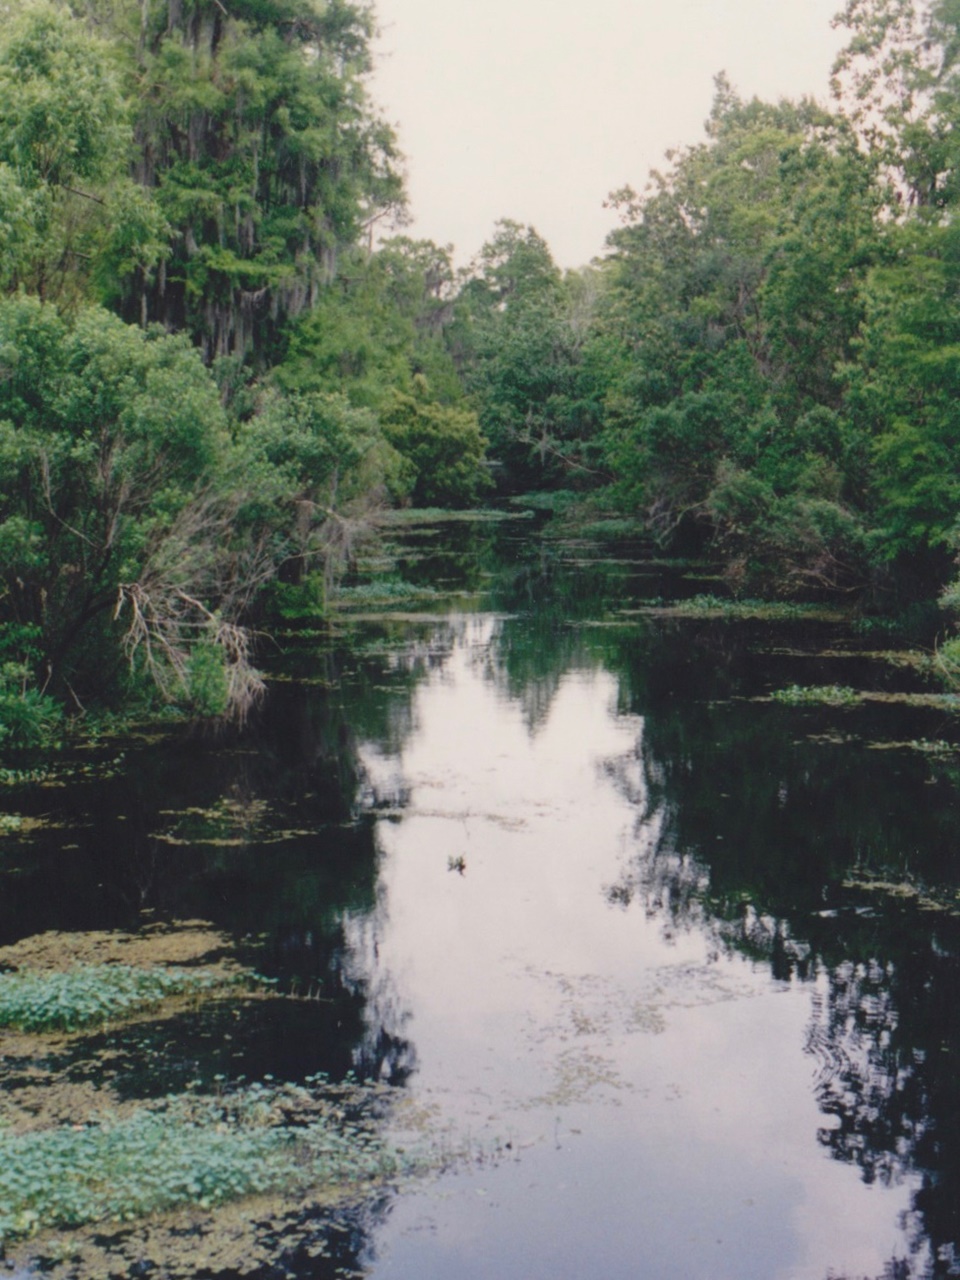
[0, 295, 264, 715]
[593, 81, 880, 589]
[275, 237, 463, 408]
[380, 376, 490, 508]
[113, 0, 405, 362]
[453, 220, 601, 490]
[0, 2, 165, 303]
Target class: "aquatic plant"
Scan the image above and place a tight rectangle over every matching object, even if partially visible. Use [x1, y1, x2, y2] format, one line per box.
[771, 684, 862, 706]
[0, 964, 253, 1033]
[674, 594, 825, 619]
[332, 579, 439, 604]
[908, 738, 960, 755]
[0, 1078, 414, 1245]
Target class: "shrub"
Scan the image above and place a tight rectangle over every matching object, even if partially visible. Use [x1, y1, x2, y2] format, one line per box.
[184, 639, 230, 718]
[0, 662, 61, 751]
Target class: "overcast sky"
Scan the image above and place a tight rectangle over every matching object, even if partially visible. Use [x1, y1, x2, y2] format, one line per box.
[370, 0, 847, 269]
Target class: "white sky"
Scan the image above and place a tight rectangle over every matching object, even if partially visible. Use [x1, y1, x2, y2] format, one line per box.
[370, 0, 847, 269]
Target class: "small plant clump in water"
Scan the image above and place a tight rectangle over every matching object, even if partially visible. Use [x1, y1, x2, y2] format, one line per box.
[675, 594, 831, 619]
[0, 1077, 418, 1246]
[771, 684, 862, 707]
[332, 579, 439, 606]
[909, 738, 960, 755]
[626, 595, 846, 621]
[0, 964, 256, 1033]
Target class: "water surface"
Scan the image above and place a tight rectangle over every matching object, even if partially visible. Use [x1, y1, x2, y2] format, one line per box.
[3, 521, 960, 1278]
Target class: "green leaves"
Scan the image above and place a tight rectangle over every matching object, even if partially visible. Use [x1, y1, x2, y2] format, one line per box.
[0, 964, 243, 1032]
[0, 2, 126, 188]
[0, 1076, 418, 1245]
[382, 381, 491, 508]
[454, 221, 599, 490]
[0, 296, 247, 714]
[124, 0, 403, 358]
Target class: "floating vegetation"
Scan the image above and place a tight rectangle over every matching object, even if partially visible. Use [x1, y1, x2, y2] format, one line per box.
[844, 690, 959, 710]
[0, 922, 233, 973]
[571, 518, 648, 539]
[771, 684, 862, 707]
[623, 595, 847, 621]
[0, 764, 54, 786]
[0, 751, 129, 790]
[763, 644, 931, 671]
[148, 795, 301, 847]
[909, 738, 960, 755]
[508, 489, 580, 513]
[331, 580, 439, 608]
[0, 1077, 421, 1248]
[805, 731, 860, 745]
[377, 507, 525, 525]
[0, 964, 257, 1033]
[677, 594, 830, 617]
[843, 874, 960, 916]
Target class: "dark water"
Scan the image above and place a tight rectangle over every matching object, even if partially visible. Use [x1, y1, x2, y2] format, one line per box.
[4, 519, 960, 1279]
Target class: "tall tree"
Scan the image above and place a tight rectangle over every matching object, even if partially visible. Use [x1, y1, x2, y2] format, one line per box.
[453, 220, 601, 491]
[0, 2, 165, 304]
[82, 0, 405, 361]
[594, 82, 879, 589]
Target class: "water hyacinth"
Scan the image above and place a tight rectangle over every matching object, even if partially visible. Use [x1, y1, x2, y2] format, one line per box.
[0, 1080, 413, 1245]
[0, 964, 252, 1032]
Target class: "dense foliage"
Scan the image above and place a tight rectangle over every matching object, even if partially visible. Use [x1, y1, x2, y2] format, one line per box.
[0, 0, 488, 735]
[5, 0, 960, 736]
[448, 4, 960, 615]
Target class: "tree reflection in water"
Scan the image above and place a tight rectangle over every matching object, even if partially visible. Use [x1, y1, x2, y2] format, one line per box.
[595, 625, 960, 1277]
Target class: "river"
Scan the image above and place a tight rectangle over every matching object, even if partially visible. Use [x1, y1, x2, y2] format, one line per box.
[2, 515, 959, 1279]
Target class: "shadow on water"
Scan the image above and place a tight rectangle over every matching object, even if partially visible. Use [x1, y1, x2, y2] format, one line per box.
[583, 624, 960, 1278]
